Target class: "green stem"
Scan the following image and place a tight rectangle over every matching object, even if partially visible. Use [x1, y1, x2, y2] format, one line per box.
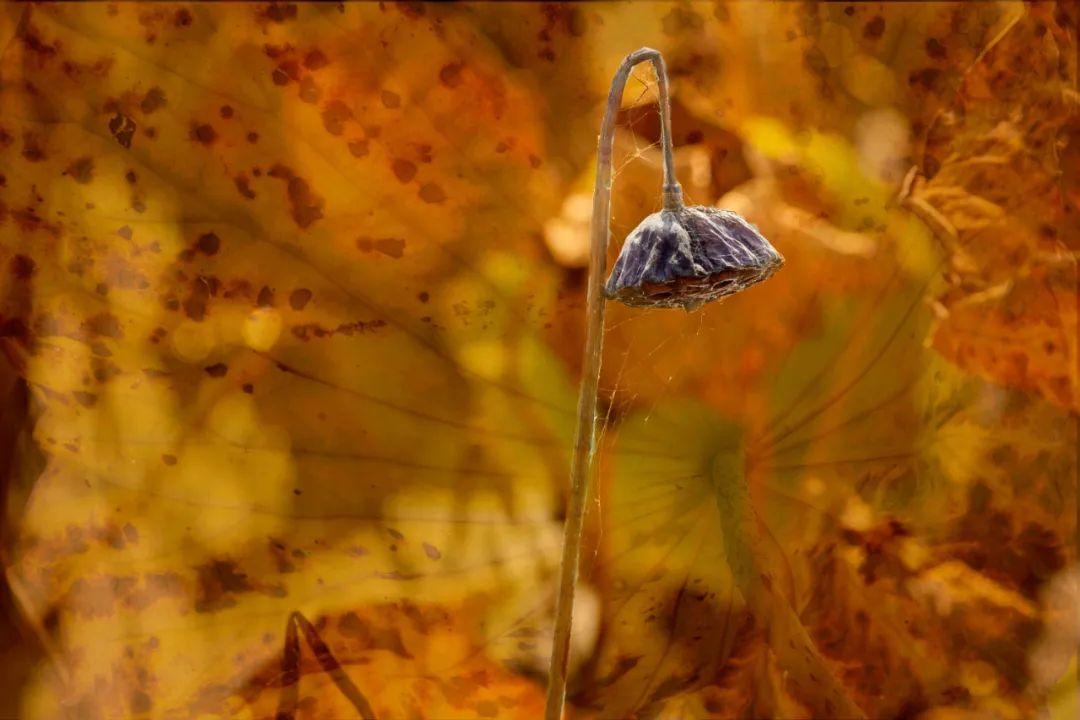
[543, 47, 682, 720]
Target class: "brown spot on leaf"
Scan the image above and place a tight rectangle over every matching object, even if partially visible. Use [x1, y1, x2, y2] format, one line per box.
[257, 285, 275, 307]
[190, 123, 217, 145]
[263, 43, 288, 60]
[320, 100, 352, 135]
[195, 559, 252, 613]
[271, 66, 291, 86]
[422, 542, 441, 560]
[303, 49, 328, 70]
[9, 207, 62, 237]
[109, 113, 137, 149]
[280, 59, 302, 83]
[10, 255, 35, 280]
[289, 288, 312, 310]
[234, 175, 256, 199]
[0, 318, 30, 346]
[67, 575, 130, 619]
[925, 37, 947, 60]
[196, 232, 221, 255]
[863, 16, 886, 40]
[73, 391, 98, 408]
[219, 105, 233, 119]
[89, 340, 111, 358]
[291, 318, 386, 341]
[64, 156, 94, 184]
[439, 62, 464, 88]
[396, 1, 425, 20]
[267, 164, 324, 229]
[418, 183, 446, 204]
[356, 236, 406, 258]
[392, 158, 417, 183]
[140, 87, 166, 114]
[174, 8, 193, 27]
[131, 691, 152, 714]
[21, 25, 58, 57]
[348, 139, 369, 157]
[380, 90, 401, 109]
[204, 363, 228, 378]
[162, 454, 177, 466]
[21, 134, 45, 162]
[92, 360, 121, 383]
[269, 539, 296, 573]
[83, 312, 123, 339]
[909, 67, 941, 90]
[261, 3, 298, 23]
[183, 282, 211, 321]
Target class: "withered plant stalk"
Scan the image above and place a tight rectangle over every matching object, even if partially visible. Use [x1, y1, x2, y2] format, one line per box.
[544, 47, 680, 720]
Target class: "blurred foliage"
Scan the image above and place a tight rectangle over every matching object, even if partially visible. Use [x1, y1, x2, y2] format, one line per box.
[0, 2, 1076, 719]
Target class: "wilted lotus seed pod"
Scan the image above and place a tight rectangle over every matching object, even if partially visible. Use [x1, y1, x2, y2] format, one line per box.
[605, 205, 784, 311]
[546, 48, 788, 720]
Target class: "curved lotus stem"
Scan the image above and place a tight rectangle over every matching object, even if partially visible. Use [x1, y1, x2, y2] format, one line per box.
[544, 47, 680, 720]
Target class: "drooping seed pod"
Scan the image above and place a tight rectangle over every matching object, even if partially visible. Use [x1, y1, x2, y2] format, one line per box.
[546, 47, 791, 720]
[605, 206, 784, 311]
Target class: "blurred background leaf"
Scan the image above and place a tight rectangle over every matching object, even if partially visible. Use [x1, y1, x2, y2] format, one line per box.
[0, 2, 1075, 719]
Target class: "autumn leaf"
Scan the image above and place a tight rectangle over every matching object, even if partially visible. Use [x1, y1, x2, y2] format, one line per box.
[905, 2, 1078, 411]
[0, 2, 596, 716]
[0, 3, 1076, 720]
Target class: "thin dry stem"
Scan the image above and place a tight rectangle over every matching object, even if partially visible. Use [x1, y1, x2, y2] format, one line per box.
[544, 47, 682, 720]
